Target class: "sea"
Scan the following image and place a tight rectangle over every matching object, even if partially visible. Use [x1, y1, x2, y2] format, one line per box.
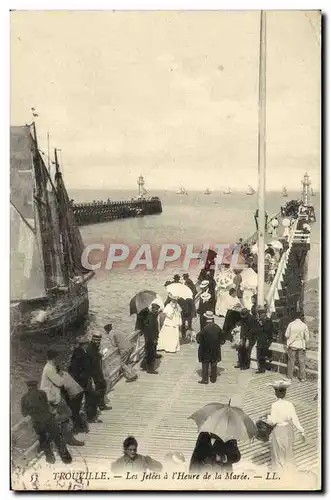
[10, 190, 320, 424]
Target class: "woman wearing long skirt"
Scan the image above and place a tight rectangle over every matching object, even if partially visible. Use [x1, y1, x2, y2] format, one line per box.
[157, 297, 182, 354]
[266, 380, 305, 470]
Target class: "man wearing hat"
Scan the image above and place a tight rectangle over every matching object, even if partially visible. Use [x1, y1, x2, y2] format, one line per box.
[141, 302, 161, 374]
[171, 274, 181, 284]
[196, 311, 225, 384]
[88, 332, 112, 411]
[255, 308, 274, 374]
[236, 308, 257, 370]
[69, 335, 102, 424]
[21, 380, 72, 464]
[197, 290, 213, 330]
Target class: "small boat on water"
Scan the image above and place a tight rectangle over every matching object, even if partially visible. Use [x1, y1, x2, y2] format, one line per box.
[204, 188, 211, 195]
[223, 187, 232, 195]
[10, 124, 94, 336]
[282, 186, 288, 197]
[246, 185, 256, 195]
[176, 186, 188, 195]
[311, 188, 315, 197]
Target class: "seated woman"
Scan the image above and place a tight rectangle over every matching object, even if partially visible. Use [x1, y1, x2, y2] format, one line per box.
[111, 436, 162, 473]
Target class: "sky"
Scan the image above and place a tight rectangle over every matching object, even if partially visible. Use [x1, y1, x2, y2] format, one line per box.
[10, 10, 321, 191]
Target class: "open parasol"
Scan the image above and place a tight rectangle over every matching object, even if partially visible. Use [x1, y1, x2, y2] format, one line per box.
[269, 240, 283, 250]
[166, 283, 193, 299]
[189, 400, 257, 442]
[129, 291, 163, 315]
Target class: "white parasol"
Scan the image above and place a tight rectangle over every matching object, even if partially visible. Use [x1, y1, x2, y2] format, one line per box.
[166, 283, 193, 299]
[269, 240, 283, 250]
[240, 268, 258, 288]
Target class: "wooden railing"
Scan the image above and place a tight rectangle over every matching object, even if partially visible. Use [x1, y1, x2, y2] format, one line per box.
[266, 218, 298, 314]
[11, 329, 145, 467]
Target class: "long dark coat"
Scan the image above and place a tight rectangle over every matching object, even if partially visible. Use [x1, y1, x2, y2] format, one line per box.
[87, 342, 106, 385]
[255, 317, 274, 347]
[197, 298, 214, 329]
[68, 346, 93, 390]
[240, 314, 258, 346]
[196, 322, 224, 363]
[142, 310, 159, 342]
[211, 437, 241, 471]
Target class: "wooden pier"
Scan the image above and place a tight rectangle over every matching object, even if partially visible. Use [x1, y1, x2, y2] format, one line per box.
[11, 203, 319, 489]
[71, 197, 162, 226]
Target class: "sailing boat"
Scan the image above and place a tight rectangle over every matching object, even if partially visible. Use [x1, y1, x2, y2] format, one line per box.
[311, 187, 315, 197]
[223, 187, 232, 195]
[282, 186, 288, 197]
[246, 185, 256, 195]
[204, 188, 211, 195]
[10, 124, 94, 336]
[176, 187, 188, 195]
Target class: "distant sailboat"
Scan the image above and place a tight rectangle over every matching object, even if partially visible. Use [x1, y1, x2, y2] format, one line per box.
[311, 187, 315, 197]
[282, 186, 288, 197]
[176, 186, 188, 195]
[223, 187, 232, 195]
[246, 185, 255, 195]
[204, 188, 211, 195]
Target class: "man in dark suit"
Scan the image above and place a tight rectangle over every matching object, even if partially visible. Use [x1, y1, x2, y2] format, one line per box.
[197, 292, 213, 330]
[68, 335, 101, 424]
[236, 308, 258, 370]
[87, 332, 112, 411]
[255, 308, 274, 373]
[141, 303, 161, 374]
[196, 311, 225, 384]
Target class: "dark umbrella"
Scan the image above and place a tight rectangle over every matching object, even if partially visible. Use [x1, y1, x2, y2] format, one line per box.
[189, 400, 257, 442]
[130, 290, 161, 315]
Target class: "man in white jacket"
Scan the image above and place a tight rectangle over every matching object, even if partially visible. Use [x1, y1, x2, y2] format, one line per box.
[285, 313, 309, 382]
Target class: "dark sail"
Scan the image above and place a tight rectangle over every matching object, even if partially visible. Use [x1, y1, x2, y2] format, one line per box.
[54, 149, 88, 277]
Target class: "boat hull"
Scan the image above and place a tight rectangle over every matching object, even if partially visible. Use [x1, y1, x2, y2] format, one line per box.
[11, 286, 90, 337]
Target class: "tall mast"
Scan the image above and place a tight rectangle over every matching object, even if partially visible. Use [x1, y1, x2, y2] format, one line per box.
[47, 130, 51, 172]
[257, 10, 267, 307]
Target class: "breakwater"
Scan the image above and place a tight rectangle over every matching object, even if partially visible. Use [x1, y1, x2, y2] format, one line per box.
[71, 197, 162, 226]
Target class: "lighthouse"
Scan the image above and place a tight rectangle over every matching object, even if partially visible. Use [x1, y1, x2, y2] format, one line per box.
[301, 172, 311, 206]
[137, 175, 147, 199]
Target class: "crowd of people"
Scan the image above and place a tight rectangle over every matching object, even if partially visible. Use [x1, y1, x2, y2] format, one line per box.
[20, 229, 311, 472]
[21, 324, 138, 464]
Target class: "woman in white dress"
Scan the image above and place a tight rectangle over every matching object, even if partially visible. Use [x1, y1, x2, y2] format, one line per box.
[157, 297, 182, 354]
[265, 381, 305, 470]
[215, 269, 235, 317]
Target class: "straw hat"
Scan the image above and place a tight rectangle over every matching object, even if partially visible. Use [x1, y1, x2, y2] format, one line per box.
[200, 280, 209, 288]
[203, 310, 214, 319]
[201, 292, 211, 301]
[92, 332, 102, 342]
[267, 379, 291, 389]
[77, 334, 90, 345]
